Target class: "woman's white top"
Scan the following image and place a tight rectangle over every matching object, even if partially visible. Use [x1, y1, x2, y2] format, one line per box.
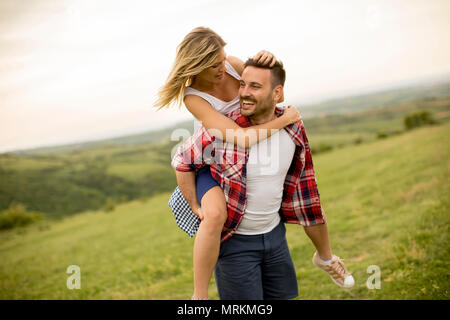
[184, 60, 241, 115]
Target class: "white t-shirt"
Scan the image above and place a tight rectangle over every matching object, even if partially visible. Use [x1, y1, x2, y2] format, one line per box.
[236, 129, 296, 235]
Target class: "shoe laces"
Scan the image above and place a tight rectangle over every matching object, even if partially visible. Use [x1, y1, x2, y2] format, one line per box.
[328, 256, 349, 279]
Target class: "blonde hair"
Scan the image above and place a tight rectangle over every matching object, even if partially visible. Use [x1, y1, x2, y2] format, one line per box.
[154, 27, 226, 109]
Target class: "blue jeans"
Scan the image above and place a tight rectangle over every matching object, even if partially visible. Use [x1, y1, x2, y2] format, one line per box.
[214, 221, 298, 300]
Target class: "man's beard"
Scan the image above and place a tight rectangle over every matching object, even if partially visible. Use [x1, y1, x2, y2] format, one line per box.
[240, 94, 273, 118]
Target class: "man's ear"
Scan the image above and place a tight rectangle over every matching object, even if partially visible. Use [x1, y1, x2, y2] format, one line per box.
[273, 85, 284, 104]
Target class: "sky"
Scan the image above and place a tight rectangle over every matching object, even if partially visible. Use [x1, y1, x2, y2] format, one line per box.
[1, 0, 449, 153]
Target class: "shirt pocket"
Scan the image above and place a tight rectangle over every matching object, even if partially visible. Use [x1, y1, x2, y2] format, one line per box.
[215, 141, 246, 181]
[217, 162, 244, 181]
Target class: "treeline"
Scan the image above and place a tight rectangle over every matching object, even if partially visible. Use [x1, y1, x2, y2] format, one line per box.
[310, 109, 441, 154]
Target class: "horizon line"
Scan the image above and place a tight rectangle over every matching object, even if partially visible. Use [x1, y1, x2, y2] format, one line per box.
[2, 73, 449, 155]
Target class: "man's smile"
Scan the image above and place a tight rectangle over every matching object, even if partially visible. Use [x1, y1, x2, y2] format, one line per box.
[240, 97, 256, 109]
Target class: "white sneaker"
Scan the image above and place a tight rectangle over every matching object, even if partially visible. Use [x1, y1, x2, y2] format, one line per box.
[312, 252, 355, 288]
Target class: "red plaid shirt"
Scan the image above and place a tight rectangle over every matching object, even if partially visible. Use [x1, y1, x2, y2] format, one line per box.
[172, 107, 326, 242]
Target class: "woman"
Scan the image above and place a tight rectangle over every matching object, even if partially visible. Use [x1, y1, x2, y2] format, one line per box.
[155, 27, 353, 299]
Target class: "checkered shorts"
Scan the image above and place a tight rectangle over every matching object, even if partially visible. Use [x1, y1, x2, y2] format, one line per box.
[168, 186, 201, 238]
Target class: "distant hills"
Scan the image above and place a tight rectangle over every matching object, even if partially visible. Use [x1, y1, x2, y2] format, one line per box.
[0, 82, 448, 219]
[7, 80, 450, 156]
[11, 121, 194, 156]
[298, 80, 450, 118]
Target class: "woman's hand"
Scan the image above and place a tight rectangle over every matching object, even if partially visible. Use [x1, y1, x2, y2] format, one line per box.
[193, 206, 204, 220]
[282, 105, 302, 125]
[253, 50, 277, 67]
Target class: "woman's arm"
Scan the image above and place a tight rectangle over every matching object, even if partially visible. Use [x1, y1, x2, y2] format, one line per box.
[176, 170, 203, 219]
[185, 95, 300, 149]
[227, 56, 244, 75]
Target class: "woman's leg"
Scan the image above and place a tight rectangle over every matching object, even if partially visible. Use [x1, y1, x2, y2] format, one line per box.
[303, 223, 332, 260]
[192, 186, 227, 299]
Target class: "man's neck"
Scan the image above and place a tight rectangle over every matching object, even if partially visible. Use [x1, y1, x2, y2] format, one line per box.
[249, 106, 277, 125]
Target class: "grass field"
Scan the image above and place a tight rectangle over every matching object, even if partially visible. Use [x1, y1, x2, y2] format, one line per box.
[0, 122, 448, 300]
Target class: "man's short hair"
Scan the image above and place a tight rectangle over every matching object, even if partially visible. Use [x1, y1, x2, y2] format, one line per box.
[243, 58, 286, 88]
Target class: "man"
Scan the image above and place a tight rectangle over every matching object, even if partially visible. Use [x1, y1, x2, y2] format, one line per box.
[171, 59, 353, 299]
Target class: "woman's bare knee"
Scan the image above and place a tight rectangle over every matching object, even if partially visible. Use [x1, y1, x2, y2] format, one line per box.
[200, 186, 227, 226]
[202, 206, 227, 226]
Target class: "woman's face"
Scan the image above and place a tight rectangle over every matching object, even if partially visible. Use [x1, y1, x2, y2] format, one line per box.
[197, 47, 227, 84]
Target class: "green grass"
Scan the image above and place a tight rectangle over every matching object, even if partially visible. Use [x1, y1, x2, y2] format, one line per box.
[0, 123, 448, 299]
[0, 196, 194, 299]
[106, 162, 169, 182]
[287, 121, 450, 299]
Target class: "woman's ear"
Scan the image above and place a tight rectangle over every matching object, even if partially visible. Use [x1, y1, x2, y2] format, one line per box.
[273, 85, 284, 104]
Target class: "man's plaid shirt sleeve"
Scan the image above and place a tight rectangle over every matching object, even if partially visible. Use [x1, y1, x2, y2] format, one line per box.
[171, 126, 215, 172]
[282, 119, 326, 226]
[297, 122, 326, 224]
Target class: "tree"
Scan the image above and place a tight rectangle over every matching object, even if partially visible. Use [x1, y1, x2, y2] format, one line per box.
[404, 111, 436, 130]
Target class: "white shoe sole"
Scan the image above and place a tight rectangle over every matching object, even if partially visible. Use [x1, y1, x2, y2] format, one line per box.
[312, 255, 355, 288]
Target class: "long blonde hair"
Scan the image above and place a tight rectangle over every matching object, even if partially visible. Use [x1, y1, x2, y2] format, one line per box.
[154, 27, 226, 109]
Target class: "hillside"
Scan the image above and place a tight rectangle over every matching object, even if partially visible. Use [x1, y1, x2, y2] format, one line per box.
[1, 94, 449, 219]
[0, 122, 448, 299]
[0, 140, 178, 218]
[299, 81, 450, 118]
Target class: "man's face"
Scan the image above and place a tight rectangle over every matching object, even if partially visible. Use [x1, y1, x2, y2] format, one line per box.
[239, 66, 274, 118]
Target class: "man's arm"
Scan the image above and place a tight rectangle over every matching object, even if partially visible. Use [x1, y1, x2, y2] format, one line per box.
[175, 170, 203, 219]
